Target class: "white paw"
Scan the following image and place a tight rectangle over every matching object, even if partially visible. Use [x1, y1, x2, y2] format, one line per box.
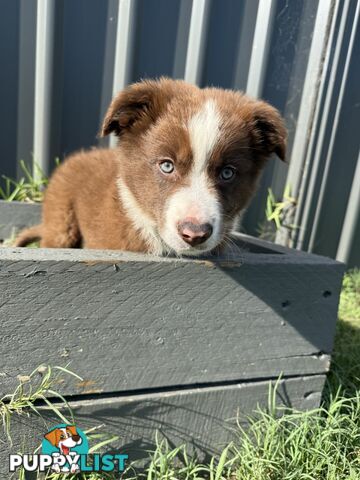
[70, 464, 80, 473]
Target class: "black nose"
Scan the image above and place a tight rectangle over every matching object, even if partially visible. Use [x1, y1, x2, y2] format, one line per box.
[177, 220, 213, 246]
[72, 435, 81, 442]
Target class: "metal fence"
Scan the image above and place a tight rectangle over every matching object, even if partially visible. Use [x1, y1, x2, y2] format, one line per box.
[0, 0, 359, 266]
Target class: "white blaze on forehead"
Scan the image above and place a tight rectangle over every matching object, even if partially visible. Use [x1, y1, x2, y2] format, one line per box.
[58, 428, 70, 441]
[160, 100, 223, 255]
[188, 99, 221, 172]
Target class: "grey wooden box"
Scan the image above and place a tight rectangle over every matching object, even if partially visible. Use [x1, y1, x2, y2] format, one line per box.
[0, 200, 344, 474]
[0, 200, 41, 241]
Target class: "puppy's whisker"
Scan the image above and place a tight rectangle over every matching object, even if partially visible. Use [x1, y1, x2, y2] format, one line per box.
[223, 234, 243, 258]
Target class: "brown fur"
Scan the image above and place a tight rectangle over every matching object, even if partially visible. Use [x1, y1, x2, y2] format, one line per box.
[15, 78, 286, 253]
[44, 426, 80, 449]
[14, 224, 42, 247]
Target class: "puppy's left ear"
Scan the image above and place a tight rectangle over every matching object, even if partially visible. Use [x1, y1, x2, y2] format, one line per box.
[250, 101, 287, 161]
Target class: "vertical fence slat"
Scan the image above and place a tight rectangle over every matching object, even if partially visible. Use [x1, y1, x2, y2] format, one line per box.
[184, 0, 210, 84]
[292, 0, 345, 251]
[173, 0, 193, 79]
[288, 1, 340, 249]
[307, 0, 358, 252]
[99, 0, 121, 142]
[112, 0, 136, 93]
[284, 0, 335, 202]
[33, 0, 56, 177]
[16, 0, 37, 178]
[336, 150, 360, 263]
[275, 0, 335, 247]
[233, 0, 259, 92]
[109, 0, 136, 148]
[245, 0, 275, 98]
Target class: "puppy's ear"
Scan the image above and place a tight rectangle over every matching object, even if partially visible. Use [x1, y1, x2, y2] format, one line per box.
[44, 429, 59, 446]
[67, 425, 77, 436]
[100, 78, 178, 137]
[249, 100, 287, 161]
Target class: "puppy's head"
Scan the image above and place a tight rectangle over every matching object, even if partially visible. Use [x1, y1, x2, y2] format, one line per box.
[44, 426, 82, 451]
[101, 78, 286, 256]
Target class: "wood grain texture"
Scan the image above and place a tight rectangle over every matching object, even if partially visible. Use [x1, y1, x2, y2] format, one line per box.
[1, 375, 325, 476]
[0, 200, 41, 240]
[0, 218, 343, 473]
[0, 234, 344, 397]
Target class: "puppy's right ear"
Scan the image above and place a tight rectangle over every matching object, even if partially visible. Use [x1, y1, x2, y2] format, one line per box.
[100, 78, 178, 137]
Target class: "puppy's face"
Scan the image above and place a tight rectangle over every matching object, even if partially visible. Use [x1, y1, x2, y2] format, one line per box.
[102, 79, 286, 256]
[44, 426, 82, 452]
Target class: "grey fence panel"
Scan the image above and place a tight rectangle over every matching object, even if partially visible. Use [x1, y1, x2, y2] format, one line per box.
[307, 3, 360, 260]
[0, 0, 359, 266]
[184, 0, 210, 84]
[58, 0, 111, 158]
[270, 0, 320, 197]
[16, 0, 37, 175]
[98, 0, 123, 149]
[131, 0, 184, 82]
[0, 0, 21, 180]
[172, 0, 192, 78]
[233, 0, 259, 91]
[283, 0, 336, 249]
[33, 0, 56, 177]
[337, 152, 360, 264]
[201, 0, 250, 89]
[291, 0, 360, 266]
[348, 205, 360, 267]
[241, 0, 319, 236]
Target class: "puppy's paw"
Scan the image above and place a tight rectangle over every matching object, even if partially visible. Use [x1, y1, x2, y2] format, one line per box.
[71, 464, 80, 473]
[52, 464, 61, 473]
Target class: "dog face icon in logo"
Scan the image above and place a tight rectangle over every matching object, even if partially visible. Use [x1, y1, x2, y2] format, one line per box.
[42, 424, 88, 473]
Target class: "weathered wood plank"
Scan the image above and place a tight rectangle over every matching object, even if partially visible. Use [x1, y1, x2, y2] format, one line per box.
[0, 237, 344, 264]
[0, 200, 41, 240]
[0, 237, 343, 397]
[1, 375, 325, 476]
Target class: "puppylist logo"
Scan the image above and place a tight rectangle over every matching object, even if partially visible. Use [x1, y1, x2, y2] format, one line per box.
[9, 424, 128, 474]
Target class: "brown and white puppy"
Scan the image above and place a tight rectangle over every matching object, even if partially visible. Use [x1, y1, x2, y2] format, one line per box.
[15, 78, 286, 256]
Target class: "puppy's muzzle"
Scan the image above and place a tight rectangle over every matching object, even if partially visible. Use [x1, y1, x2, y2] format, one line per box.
[177, 219, 213, 247]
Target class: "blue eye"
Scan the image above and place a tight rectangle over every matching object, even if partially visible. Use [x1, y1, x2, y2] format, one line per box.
[220, 166, 236, 181]
[159, 160, 175, 174]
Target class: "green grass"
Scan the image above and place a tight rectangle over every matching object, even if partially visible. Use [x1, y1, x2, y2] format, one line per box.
[0, 366, 82, 445]
[0, 159, 58, 203]
[132, 270, 360, 479]
[3, 270, 360, 479]
[258, 186, 298, 243]
[327, 268, 360, 396]
[0, 159, 53, 246]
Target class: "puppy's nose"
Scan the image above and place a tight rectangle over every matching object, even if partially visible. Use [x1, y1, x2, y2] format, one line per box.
[72, 435, 81, 442]
[177, 220, 213, 246]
